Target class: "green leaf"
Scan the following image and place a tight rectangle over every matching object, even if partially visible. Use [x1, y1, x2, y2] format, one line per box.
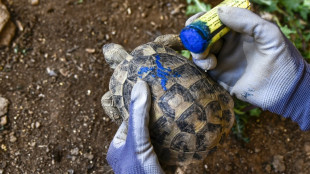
[304, 32, 310, 42]
[186, 0, 193, 4]
[249, 108, 262, 117]
[232, 114, 250, 143]
[280, 0, 302, 12]
[304, 0, 310, 7]
[299, 5, 310, 20]
[181, 50, 191, 59]
[193, 0, 211, 12]
[186, 5, 203, 15]
[251, 0, 279, 11]
[185, 0, 211, 15]
[234, 108, 245, 115]
[280, 25, 296, 39]
[251, 0, 274, 5]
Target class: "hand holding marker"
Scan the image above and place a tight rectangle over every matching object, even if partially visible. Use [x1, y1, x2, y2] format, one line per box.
[181, 0, 310, 131]
[180, 0, 250, 54]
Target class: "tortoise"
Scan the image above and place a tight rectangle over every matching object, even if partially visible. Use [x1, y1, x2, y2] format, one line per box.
[101, 34, 234, 165]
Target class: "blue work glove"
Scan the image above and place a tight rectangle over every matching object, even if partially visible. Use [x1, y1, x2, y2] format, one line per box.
[189, 7, 310, 130]
[106, 81, 164, 174]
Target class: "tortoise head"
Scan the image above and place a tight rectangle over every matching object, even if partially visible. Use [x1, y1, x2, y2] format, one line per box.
[102, 43, 132, 69]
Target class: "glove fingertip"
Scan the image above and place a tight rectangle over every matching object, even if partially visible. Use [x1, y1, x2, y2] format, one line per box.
[131, 80, 150, 102]
[185, 12, 206, 26]
[191, 47, 210, 60]
[193, 54, 217, 71]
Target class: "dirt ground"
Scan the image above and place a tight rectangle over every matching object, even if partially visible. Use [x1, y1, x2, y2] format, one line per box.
[0, 0, 310, 173]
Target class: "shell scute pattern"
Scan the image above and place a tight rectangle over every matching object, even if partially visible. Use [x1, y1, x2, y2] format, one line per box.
[109, 42, 234, 165]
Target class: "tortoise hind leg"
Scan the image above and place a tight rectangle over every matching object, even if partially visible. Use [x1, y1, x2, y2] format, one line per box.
[101, 91, 122, 125]
[175, 162, 205, 174]
[162, 162, 205, 174]
[154, 34, 185, 51]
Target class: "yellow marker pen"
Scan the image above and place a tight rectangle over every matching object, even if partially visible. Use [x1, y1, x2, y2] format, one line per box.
[180, 0, 251, 53]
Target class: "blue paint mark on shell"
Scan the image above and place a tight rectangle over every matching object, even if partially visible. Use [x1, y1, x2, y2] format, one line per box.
[138, 55, 181, 91]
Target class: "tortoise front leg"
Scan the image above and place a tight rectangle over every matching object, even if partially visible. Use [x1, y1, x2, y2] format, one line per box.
[154, 34, 185, 51]
[101, 91, 122, 125]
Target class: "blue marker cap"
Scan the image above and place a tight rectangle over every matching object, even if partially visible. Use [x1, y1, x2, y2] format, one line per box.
[179, 22, 211, 54]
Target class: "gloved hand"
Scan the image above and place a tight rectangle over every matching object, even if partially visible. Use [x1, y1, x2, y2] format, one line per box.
[188, 7, 310, 130]
[106, 80, 164, 174]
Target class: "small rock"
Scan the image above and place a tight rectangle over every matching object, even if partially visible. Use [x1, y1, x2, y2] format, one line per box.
[170, 4, 185, 15]
[35, 121, 40, 128]
[59, 68, 69, 77]
[9, 132, 17, 143]
[204, 164, 208, 170]
[265, 164, 271, 173]
[254, 148, 261, 153]
[103, 117, 110, 122]
[16, 20, 23, 31]
[111, 2, 118, 8]
[46, 67, 57, 77]
[101, 16, 108, 22]
[0, 20, 16, 46]
[0, 2, 10, 31]
[105, 34, 110, 40]
[0, 1, 16, 46]
[225, 164, 232, 171]
[29, 141, 36, 147]
[71, 147, 79, 155]
[67, 169, 74, 174]
[0, 115, 7, 126]
[141, 12, 147, 18]
[84, 153, 94, 160]
[294, 159, 304, 171]
[86, 90, 91, 96]
[31, 122, 35, 129]
[304, 142, 310, 154]
[0, 97, 9, 116]
[30, 0, 40, 6]
[127, 8, 131, 15]
[85, 48, 95, 54]
[272, 155, 286, 172]
[1, 144, 7, 151]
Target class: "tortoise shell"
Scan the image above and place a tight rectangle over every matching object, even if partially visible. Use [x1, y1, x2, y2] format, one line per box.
[109, 42, 234, 165]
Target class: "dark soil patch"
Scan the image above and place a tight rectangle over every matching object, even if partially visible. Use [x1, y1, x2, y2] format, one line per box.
[0, 0, 309, 173]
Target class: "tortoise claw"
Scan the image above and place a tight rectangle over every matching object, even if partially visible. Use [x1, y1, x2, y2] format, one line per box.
[101, 91, 122, 125]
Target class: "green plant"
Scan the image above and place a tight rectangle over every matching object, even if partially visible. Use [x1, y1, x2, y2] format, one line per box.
[232, 99, 261, 142]
[186, 0, 211, 15]
[181, 50, 191, 59]
[251, 0, 310, 59]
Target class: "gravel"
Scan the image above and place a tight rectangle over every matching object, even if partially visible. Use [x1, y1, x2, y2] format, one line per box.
[272, 155, 286, 172]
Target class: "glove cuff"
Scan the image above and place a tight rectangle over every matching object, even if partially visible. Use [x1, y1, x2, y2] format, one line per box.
[123, 165, 164, 174]
[111, 164, 164, 174]
[266, 57, 310, 130]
